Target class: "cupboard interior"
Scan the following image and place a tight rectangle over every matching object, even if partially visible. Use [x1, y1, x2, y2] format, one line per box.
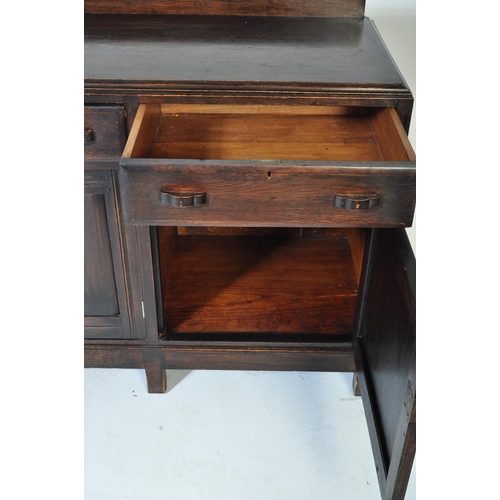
[124, 103, 414, 162]
[156, 226, 366, 342]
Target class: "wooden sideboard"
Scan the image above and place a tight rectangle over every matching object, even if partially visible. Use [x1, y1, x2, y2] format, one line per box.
[84, 2, 415, 499]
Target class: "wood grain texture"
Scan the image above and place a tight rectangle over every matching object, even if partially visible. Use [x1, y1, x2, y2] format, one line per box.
[160, 104, 369, 116]
[84, 168, 158, 341]
[84, 105, 126, 158]
[84, 317, 124, 339]
[84, 345, 146, 368]
[84, 190, 120, 316]
[152, 141, 382, 162]
[84, 343, 356, 372]
[152, 112, 381, 161]
[84, 16, 405, 88]
[122, 102, 160, 159]
[84, 170, 134, 340]
[370, 108, 415, 162]
[120, 103, 415, 228]
[154, 112, 375, 143]
[353, 228, 415, 500]
[176, 227, 302, 237]
[143, 349, 167, 393]
[84, 0, 365, 17]
[159, 231, 359, 338]
[345, 228, 365, 285]
[120, 160, 415, 228]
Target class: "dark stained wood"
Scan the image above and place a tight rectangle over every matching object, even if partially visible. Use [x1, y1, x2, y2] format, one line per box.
[113, 220, 158, 342]
[84, 105, 126, 158]
[353, 228, 415, 500]
[83, 158, 121, 171]
[85, 0, 365, 17]
[143, 349, 167, 393]
[156, 226, 177, 281]
[120, 159, 415, 228]
[84, 181, 119, 316]
[84, 317, 124, 340]
[150, 227, 166, 336]
[135, 225, 162, 343]
[159, 230, 361, 338]
[84, 343, 356, 372]
[157, 344, 356, 371]
[85, 16, 405, 89]
[84, 168, 159, 341]
[300, 227, 351, 237]
[84, 170, 133, 339]
[177, 226, 302, 237]
[85, 344, 146, 368]
[101, 172, 137, 337]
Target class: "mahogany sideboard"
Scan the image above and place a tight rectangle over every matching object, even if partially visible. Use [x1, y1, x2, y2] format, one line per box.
[84, 2, 416, 499]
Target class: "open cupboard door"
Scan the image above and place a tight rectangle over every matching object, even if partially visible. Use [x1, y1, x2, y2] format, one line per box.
[354, 228, 416, 500]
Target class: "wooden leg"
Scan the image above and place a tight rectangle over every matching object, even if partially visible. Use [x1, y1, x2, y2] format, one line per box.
[143, 349, 167, 393]
[352, 373, 361, 396]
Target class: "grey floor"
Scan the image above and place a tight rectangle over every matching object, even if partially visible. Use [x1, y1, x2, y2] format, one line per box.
[85, 369, 416, 499]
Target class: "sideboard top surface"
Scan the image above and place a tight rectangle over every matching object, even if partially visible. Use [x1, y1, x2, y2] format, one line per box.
[84, 15, 407, 91]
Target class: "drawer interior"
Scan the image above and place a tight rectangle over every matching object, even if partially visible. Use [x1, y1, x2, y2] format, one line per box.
[156, 226, 366, 342]
[124, 104, 415, 162]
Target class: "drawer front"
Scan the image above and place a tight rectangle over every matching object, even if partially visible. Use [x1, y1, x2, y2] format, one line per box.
[120, 160, 415, 227]
[84, 105, 126, 158]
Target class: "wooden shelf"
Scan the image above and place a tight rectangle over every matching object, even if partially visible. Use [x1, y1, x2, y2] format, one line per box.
[158, 227, 364, 341]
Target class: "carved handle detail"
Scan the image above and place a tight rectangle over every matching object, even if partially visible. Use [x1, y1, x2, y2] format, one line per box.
[84, 127, 95, 143]
[160, 189, 207, 207]
[333, 193, 381, 210]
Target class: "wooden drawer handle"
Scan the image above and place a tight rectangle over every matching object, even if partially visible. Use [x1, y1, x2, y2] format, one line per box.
[333, 193, 381, 210]
[160, 189, 207, 208]
[84, 127, 95, 143]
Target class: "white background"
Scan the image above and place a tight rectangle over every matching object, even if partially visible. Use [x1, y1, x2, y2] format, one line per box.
[4, 1, 500, 499]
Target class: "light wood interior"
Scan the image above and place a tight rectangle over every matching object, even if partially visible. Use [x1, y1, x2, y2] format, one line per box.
[157, 226, 366, 341]
[124, 104, 414, 163]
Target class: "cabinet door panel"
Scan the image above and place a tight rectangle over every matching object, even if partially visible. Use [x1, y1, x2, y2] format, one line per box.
[84, 170, 132, 339]
[354, 228, 415, 500]
[84, 191, 120, 316]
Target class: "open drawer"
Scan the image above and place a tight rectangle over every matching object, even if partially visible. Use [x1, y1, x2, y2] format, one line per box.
[119, 103, 415, 227]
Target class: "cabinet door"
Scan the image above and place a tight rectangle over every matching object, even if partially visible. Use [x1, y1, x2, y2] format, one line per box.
[354, 228, 416, 500]
[84, 170, 132, 339]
